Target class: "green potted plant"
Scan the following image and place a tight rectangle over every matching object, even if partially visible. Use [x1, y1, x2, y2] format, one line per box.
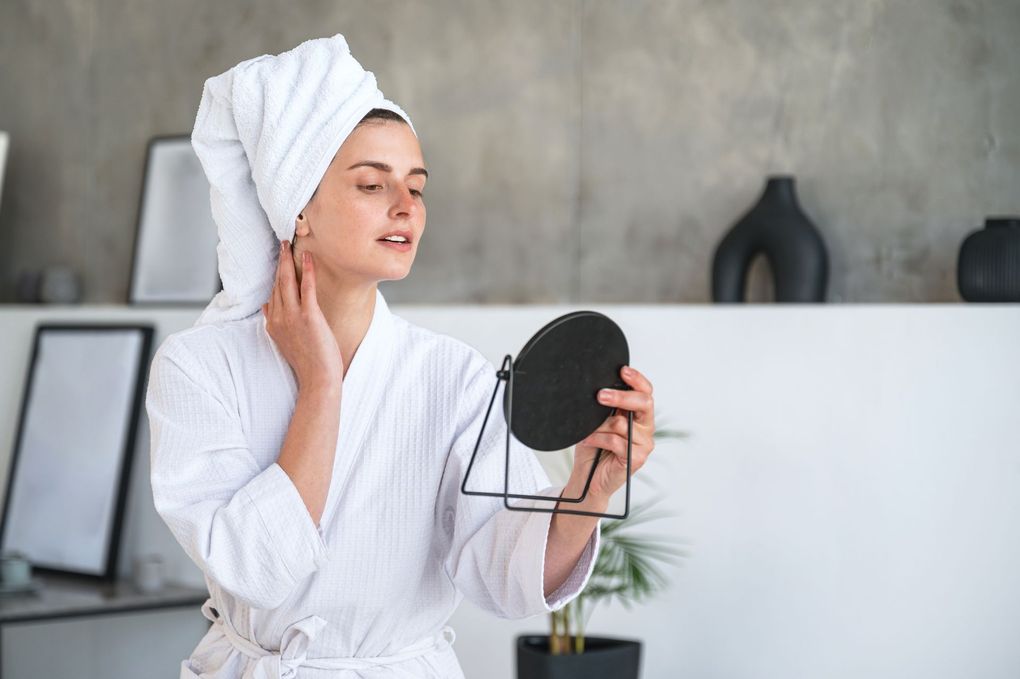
[516, 423, 689, 679]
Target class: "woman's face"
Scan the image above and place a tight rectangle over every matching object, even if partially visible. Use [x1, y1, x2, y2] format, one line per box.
[292, 119, 426, 287]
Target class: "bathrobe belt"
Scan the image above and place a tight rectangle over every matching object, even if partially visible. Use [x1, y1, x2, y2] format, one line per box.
[199, 598, 456, 678]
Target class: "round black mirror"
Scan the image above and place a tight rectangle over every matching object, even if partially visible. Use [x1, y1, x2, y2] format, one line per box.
[502, 310, 630, 451]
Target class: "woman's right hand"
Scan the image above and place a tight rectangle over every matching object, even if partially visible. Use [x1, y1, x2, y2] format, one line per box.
[263, 240, 344, 391]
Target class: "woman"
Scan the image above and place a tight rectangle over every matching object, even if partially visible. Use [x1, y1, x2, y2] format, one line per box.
[146, 36, 656, 679]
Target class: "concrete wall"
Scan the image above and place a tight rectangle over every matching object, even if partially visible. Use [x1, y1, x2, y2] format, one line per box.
[0, 0, 1017, 305]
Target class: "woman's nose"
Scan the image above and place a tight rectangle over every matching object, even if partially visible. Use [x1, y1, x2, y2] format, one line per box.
[390, 185, 419, 217]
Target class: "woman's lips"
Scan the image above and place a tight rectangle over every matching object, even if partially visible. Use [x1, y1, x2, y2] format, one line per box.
[377, 239, 412, 252]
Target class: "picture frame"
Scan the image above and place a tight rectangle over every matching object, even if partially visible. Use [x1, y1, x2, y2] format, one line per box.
[0, 324, 154, 581]
[128, 134, 222, 305]
[0, 130, 9, 212]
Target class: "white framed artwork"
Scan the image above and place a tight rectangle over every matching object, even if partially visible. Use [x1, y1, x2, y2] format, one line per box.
[128, 135, 221, 304]
[0, 130, 9, 212]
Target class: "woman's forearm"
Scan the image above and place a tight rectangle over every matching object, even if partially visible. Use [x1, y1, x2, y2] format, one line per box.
[542, 473, 606, 599]
[277, 382, 342, 526]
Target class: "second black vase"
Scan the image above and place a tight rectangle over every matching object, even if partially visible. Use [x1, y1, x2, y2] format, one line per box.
[712, 175, 829, 303]
[957, 217, 1020, 302]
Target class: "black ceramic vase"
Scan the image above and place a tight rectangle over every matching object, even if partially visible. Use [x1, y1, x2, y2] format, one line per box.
[516, 635, 641, 679]
[712, 175, 829, 302]
[957, 217, 1020, 302]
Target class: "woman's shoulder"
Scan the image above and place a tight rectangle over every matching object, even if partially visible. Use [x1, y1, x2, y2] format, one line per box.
[151, 314, 265, 380]
[390, 315, 494, 381]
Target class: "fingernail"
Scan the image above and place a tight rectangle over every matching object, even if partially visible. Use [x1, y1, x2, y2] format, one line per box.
[622, 366, 633, 376]
[280, 241, 284, 252]
[599, 390, 612, 401]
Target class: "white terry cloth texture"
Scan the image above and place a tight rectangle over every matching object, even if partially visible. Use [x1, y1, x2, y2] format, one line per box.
[190, 33, 414, 327]
[147, 291, 601, 678]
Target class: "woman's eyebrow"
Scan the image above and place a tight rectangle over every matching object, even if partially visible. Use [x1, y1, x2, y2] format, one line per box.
[347, 160, 428, 179]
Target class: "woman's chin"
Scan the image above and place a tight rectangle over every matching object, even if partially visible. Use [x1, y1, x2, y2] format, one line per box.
[377, 266, 413, 282]
[374, 257, 415, 282]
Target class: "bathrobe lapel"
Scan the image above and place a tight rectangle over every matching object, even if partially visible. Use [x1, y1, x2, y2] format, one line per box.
[317, 288, 396, 530]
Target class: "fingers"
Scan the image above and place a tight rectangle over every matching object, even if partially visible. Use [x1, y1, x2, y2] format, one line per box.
[268, 241, 321, 324]
[620, 365, 653, 395]
[581, 366, 657, 490]
[598, 387, 654, 424]
[581, 414, 649, 448]
[271, 241, 285, 310]
[579, 431, 651, 467]
[594, 365, 655, 424]
[300, 250, 317, 309]
[278, 240, 299, 309]
[603, 412, 635, 438]
[583, 418, 644, 448]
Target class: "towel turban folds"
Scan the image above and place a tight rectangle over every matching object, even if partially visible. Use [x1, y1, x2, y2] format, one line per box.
[190, 34, 415, 326]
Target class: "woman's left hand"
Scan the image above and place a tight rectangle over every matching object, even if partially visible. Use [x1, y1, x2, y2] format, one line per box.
[571, 365, 655, 504]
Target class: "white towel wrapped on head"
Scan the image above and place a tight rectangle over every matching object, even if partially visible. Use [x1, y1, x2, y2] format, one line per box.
[190, 33, 415, 326]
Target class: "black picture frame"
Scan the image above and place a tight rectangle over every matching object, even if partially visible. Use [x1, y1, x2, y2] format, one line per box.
[0, 324, 154, 582]
[127, 134, 222, 305]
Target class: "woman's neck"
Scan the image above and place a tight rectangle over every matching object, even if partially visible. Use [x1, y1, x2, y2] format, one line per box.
[306, 276, 378, 381]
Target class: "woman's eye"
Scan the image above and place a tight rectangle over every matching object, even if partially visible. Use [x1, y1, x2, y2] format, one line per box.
[359, 184, 423, 198]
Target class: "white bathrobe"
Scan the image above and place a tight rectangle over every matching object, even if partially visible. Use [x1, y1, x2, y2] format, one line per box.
[146, 289, 600, 678]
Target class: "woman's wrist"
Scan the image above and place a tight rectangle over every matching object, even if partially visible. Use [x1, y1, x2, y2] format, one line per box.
[543, 469, 605, 598]
[299, 378, 342, 400]
[560, 470, 610, 514]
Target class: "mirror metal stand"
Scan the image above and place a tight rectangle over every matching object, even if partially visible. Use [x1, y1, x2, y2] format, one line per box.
[460, 355, 632, 519]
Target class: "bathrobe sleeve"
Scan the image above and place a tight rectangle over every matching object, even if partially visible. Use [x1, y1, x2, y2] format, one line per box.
[437, 351, 601, 619]
[145, 336, 328, 610]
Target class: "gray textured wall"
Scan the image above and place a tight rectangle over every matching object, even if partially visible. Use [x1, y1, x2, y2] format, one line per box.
[0, 0, 1017, 304]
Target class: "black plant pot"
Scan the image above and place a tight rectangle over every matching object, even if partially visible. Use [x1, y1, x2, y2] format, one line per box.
[957, 216, 1020, 302]
[712, 175, 829, 303]
[516, 634, 642, 679]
